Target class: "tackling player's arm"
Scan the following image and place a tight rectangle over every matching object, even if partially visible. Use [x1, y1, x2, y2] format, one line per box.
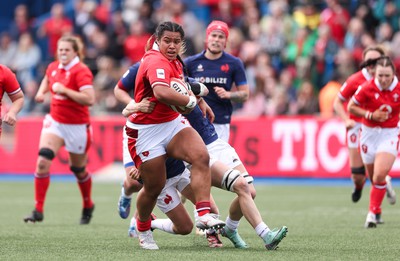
[214, 83, 249, 102]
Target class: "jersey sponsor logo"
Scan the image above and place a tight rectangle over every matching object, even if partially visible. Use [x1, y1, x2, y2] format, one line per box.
[163, 194, 172, 204]
[196, 64, 204, 72]
[142, 151, 149, 157]
[221, 64, 229, 73]
[379, 104, 392, 113]
[195, 77, 227, 85]
[156, 69, 165, 79]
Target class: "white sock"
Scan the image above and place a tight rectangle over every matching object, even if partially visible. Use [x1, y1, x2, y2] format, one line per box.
[130, 217, 136, 227]
[121, 186, 132, 199]
[226, 216, 240, 231]
[255, 222, 270, 238]
[151, 219, 175, 234]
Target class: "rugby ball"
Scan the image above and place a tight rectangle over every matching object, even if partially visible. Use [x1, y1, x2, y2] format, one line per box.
[169, 77, 190, 112]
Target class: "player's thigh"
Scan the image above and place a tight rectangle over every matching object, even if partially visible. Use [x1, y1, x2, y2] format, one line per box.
[167, 127, 208, 163]
[69, 152, 87, 168]
[39, 131, 64, 153]
[140, 156, 167, 193]
[348, 147, 363, 167]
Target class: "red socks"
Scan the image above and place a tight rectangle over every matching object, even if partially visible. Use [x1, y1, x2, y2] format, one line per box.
[34, 173, 50, 213]
[77, 173, 94, 209]
[369, 182, 386, 214]
[195, 201, 211, 216]
[137, 218, 152, 232]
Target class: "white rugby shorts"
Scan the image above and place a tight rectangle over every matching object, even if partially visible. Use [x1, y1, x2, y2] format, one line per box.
[41, 114, 92, 154]
[156, 168, 190, 213]
[213, 123, 230, 143]
[346, 122, 361, 149]
[360, 125, 399, 164]
[125, 115, 190, 166]
[207, 138, 242, 169]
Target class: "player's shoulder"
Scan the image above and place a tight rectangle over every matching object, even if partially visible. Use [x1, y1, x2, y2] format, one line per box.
[71, 62, 93, 76]
[347, 70, 367, 84]
[0, 64, 13, 76]
[184, 52, 205, 64]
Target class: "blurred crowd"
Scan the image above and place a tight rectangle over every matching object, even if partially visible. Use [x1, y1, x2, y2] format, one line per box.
[1, 0, 400, 118]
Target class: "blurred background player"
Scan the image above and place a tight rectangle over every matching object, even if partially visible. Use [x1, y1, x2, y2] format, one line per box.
[0, 64, 24, 138]
[185, 20, 249, 143]
[348, 56, 399, 228]
[24, 36, 95, 225]
[333, 46, 396, 204]
[123, 22, 224, 250]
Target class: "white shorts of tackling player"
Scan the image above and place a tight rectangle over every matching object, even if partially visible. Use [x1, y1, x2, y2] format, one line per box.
[213, 123, 230, 143]
[156, 168, 191, 213]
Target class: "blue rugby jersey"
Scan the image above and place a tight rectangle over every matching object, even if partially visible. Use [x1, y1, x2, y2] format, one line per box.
[184, 50, 247, 124]
[185, 106, 218, 146]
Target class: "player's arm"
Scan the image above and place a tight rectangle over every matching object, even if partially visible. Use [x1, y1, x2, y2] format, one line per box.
[53, 82, 95, 106]
[3, 91, 24, 126]
[347, 99, 388, 122]
[197, 97, 215, 123]
[35, 75, 50, 103]
[153, 84, 197, 111]
[333, 96, 356, 129]
[114, 85, 133, 105]
[214, 83, 249, 102]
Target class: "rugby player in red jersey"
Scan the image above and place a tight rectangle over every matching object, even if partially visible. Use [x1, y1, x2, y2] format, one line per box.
[24, 36, 95, 225]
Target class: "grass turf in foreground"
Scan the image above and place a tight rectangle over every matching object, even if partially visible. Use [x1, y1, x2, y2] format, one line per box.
[0, 182, 399, 260]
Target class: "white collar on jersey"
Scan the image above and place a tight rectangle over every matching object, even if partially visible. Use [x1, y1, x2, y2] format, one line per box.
[58, 56, 80, 71]
[152, 42, 160, 51]
[361, 68, 373, 81]
[374, 76, 398, 91]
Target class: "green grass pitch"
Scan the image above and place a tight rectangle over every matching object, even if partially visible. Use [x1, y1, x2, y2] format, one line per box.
[0, 181, 399, 260]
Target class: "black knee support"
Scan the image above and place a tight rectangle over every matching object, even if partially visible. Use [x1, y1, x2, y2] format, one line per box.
[351, 166, 366, 175]
[38, 148, 55, 160]
[70, 165, 86, 174]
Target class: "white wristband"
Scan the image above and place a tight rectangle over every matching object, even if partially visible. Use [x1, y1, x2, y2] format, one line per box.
[185, 96, 197, 109]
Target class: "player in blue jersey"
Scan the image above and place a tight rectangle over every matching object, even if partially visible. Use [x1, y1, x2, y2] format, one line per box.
[184, 20, 249, 143]
[115, 59, 288, 250]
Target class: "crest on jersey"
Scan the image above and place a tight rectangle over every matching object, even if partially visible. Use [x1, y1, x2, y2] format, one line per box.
[196, 64, 204, 72]
[221, 64, 229, 73]
[394, 93, 399, 102]
[375, 93, 379, 99]
[51, 70, 56, 77]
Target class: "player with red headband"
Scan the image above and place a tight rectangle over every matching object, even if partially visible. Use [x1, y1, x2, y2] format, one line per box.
[0, 64, 24, 138]
[185, 20, 249, 143]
